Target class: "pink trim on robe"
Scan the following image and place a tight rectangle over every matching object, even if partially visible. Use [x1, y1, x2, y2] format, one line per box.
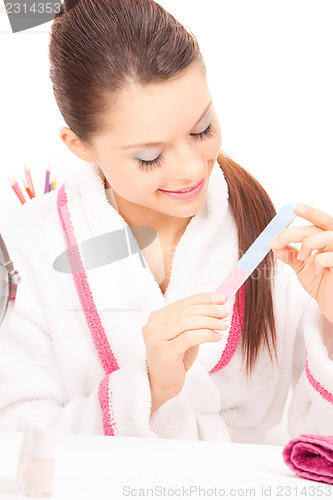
[305, 349, 333, 405]
[57, 185, 119, 435]
[209, 285, 245, 374]
[98, 375, 117, 436]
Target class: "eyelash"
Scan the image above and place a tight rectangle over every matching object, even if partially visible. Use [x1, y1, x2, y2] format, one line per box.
[137, 122, 215, 172]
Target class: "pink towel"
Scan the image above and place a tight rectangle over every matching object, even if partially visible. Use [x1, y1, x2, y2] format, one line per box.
[282, 434, 333, 484]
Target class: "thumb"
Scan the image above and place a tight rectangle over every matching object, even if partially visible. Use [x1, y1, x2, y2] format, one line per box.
[272, 244, 304, 273]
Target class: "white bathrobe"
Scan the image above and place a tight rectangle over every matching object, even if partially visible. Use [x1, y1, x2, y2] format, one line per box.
[0, 159, 333, 443]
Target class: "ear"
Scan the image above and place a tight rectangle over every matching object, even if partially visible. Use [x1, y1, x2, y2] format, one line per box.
[59, 127, 96, 163]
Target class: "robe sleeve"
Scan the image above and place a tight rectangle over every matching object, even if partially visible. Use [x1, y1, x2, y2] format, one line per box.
[288, 290, 333, 437]
[103, 358, 230, 440]
[0, 293, 106, 434]
[0, 210, 107, 435]
[100, 358, 201, 439]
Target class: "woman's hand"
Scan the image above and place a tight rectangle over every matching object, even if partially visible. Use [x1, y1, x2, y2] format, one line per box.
[142, 292, 230, 416]
[269, 203, 333, 324]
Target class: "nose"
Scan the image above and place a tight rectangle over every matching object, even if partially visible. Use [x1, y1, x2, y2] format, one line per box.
[169, 143, 204, 181]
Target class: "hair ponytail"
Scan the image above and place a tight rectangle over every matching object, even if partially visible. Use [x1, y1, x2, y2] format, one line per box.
[217, 151, 278, 374]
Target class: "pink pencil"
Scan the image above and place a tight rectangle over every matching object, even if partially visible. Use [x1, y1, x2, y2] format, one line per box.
[8, 176, 26, 204]
[24, 161, 36, 197]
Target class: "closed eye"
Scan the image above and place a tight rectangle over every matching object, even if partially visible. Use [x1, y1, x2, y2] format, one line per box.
[137, 122, 216, 172]
[190, 122, 215, 141]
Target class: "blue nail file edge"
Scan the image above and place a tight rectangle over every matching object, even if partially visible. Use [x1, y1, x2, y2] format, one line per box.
[237, 203, 296, 275]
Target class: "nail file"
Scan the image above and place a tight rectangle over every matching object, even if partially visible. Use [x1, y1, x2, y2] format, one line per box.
[215, 204, 296, 302]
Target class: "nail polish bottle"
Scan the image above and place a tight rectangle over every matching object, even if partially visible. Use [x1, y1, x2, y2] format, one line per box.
[16, 420, 36, 490]
[24, 427, 56, 497]
[17, 418, 47, 491]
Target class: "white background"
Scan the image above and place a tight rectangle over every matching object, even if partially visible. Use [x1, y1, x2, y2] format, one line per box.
[0, 0, 332, 225]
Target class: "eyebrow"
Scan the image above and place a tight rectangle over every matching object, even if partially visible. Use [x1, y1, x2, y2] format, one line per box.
[121, 99, 213, 151]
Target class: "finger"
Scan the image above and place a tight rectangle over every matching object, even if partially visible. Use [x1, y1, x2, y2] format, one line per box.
[172, 328, 224, 356]
[162, 314, 230, 341]
[174, 291, 226, 311]
[272, 244, 320, 278]
[272, 244, 302, 272]
[297, 231, 333, 261]
[293, 203, 333, 231]
[187, 303, 231, 319]
[186, 291, 226, 305]
[146, 299, 230, 342]
[314, 251, 333, 274]
[147, 291, 224, 325]
[154, 302, 231, 341]
[269, 225, 322, 251]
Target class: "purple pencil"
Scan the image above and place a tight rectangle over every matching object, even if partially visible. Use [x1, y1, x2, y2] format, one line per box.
[44, 165, 51, 194]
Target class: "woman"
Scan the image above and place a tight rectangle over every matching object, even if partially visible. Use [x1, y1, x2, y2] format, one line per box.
[0, 0, 332, 443]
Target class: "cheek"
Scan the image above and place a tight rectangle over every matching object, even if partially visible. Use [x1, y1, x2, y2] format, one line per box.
[201, 132, 222, 162]
[114, 165, 161, 197]
[102, 163, 135, 196]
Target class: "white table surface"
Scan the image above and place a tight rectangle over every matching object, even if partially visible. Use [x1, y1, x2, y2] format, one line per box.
[0, 431, 332, 499]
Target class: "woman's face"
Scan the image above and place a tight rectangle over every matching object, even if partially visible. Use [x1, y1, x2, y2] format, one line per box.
[67, 63, 222, 232]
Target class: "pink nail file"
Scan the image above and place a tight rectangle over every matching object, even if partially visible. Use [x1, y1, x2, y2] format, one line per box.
[215, 204, 296, 302]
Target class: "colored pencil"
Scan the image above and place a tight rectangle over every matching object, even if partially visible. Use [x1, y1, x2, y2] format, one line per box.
[50, 176, 57, 191]
[24, 161, 36, 197]
[44, 165, 51, 194]
[23, 179, 35, 199]
[8, 176, 26, 204]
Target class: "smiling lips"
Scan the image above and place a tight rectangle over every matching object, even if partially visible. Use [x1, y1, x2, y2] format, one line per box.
[160, 178, 204, 193]
[158, 177, 206, 200]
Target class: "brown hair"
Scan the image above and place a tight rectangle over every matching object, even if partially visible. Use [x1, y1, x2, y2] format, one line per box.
[217, 152, 278, 374]
[49, 0, 278, 373]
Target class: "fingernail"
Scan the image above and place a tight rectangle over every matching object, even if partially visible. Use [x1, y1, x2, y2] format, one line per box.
[214, 331, 223, 339]
[294, 203, 306, 213]
[269, 236, 278, 247]
[214, 293, 225, 303]
[218, 305, 230, 314]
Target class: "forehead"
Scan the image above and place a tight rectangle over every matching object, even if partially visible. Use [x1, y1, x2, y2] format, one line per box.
[101, 63, 211, 140]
